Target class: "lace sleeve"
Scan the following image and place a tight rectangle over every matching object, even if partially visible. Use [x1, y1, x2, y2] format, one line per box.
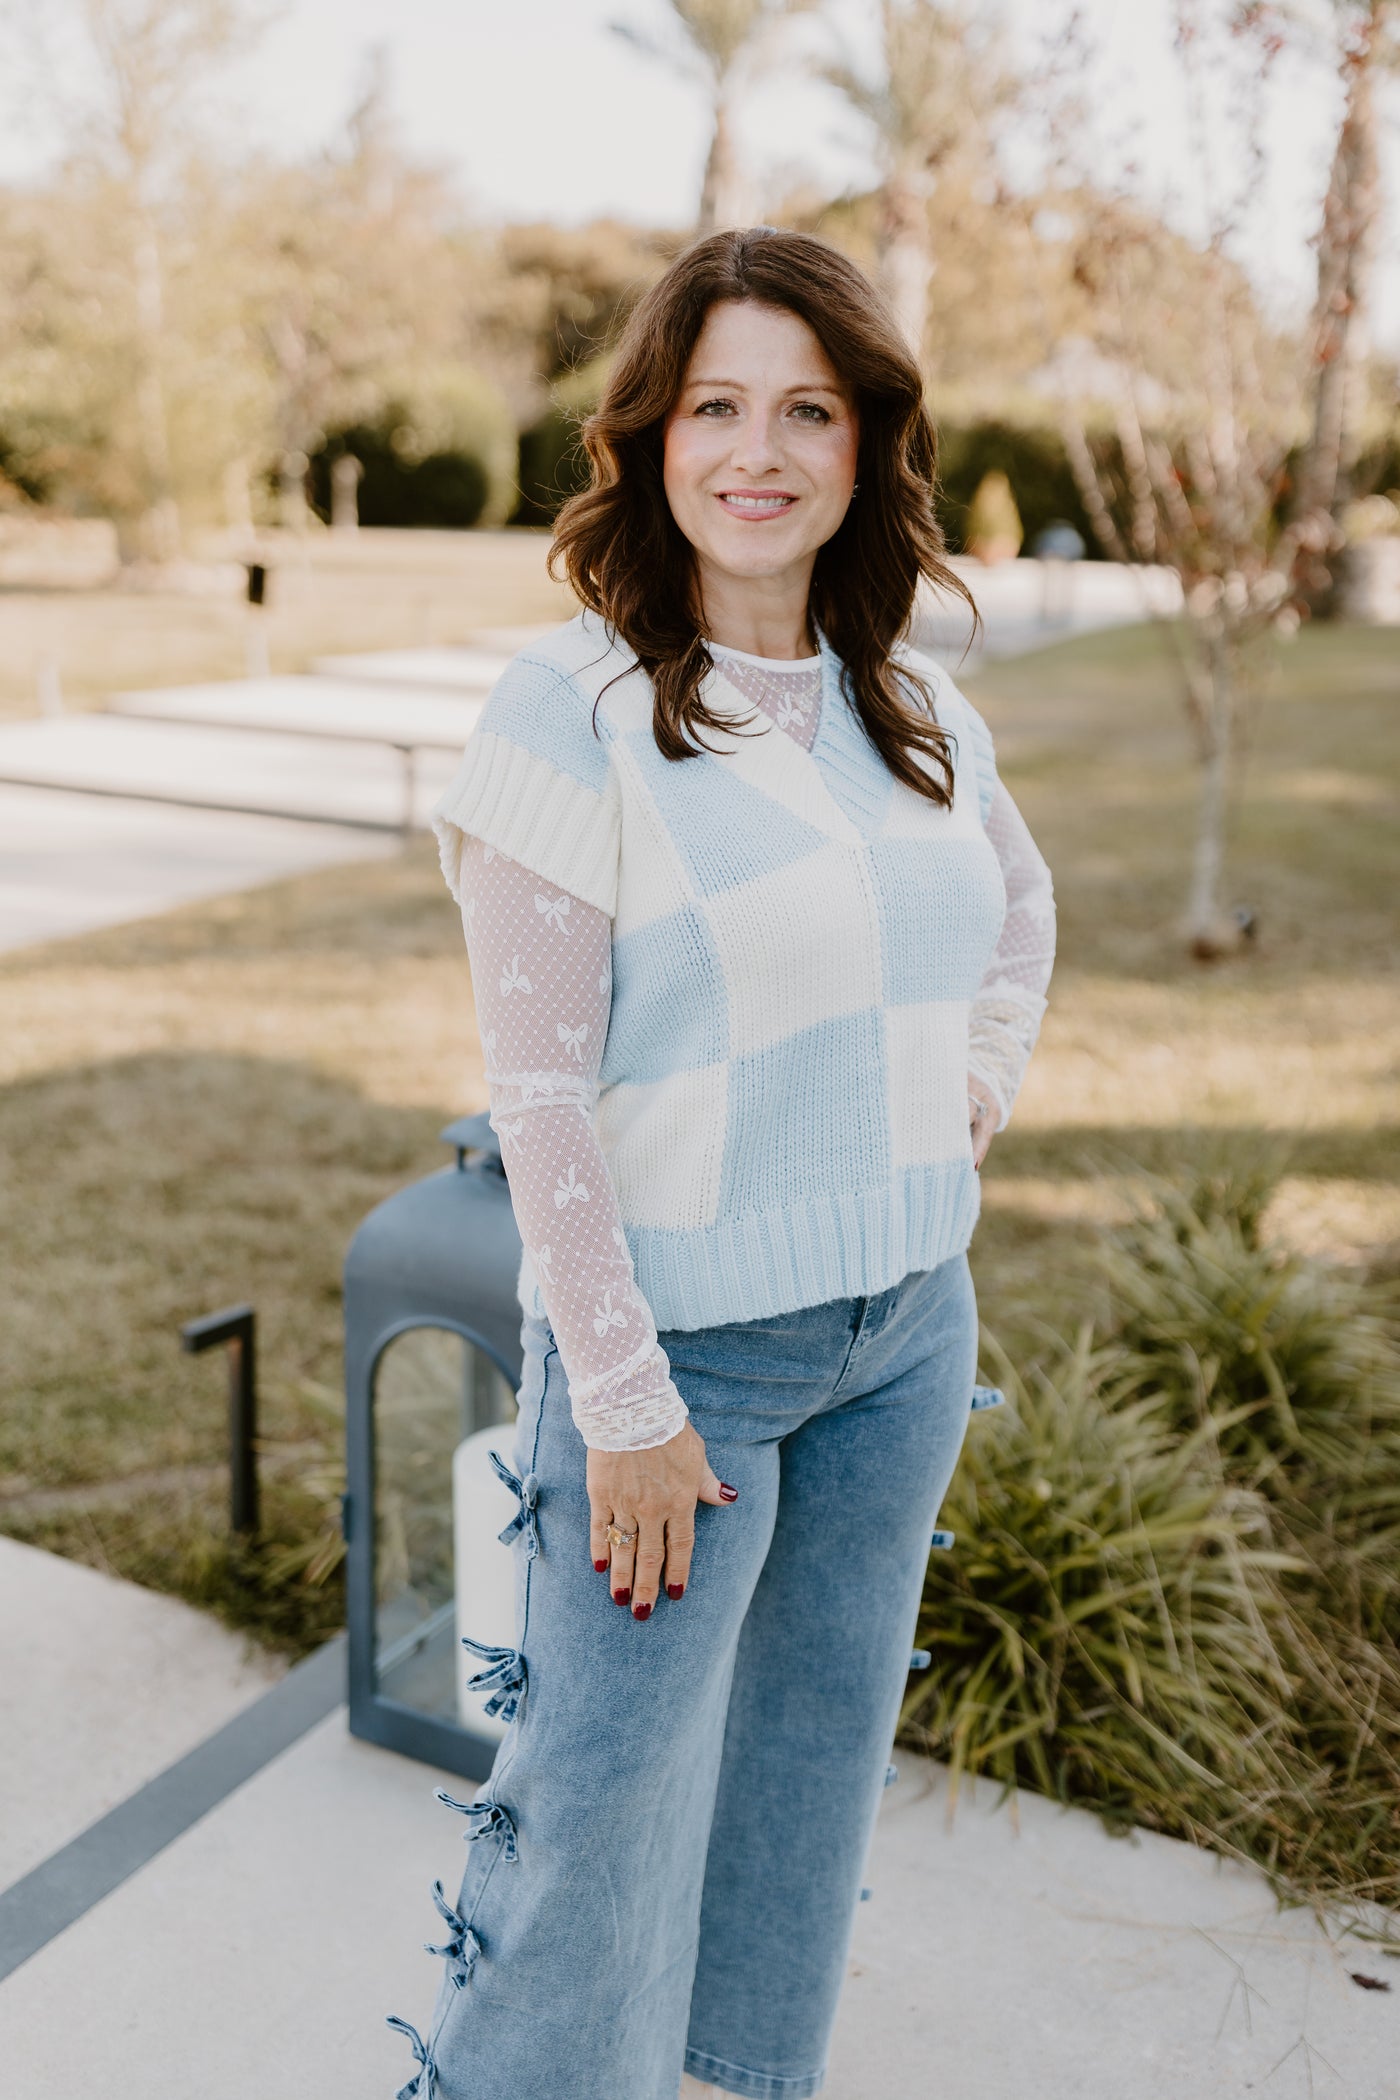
[968, 781, 1056, 1129]
[458, 835, 689, 1452]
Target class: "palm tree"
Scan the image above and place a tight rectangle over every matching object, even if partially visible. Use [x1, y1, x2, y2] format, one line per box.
[821, 2, 1013, 357]
[613, 0, 815, 233]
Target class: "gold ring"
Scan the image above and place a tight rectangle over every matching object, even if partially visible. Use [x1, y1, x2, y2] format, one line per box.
[606, 1523, 637, 1548]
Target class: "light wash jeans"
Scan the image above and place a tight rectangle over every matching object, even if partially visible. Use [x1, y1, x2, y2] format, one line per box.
[386, 1253, 981, 2100]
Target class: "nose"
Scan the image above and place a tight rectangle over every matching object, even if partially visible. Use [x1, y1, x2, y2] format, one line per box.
[725, 405, 785, 478]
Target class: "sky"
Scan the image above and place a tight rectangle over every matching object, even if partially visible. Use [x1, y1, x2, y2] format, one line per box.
[2, 0, 1397, 349]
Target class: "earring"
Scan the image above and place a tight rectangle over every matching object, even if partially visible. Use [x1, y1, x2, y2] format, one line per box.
[850, 483, 860, 498]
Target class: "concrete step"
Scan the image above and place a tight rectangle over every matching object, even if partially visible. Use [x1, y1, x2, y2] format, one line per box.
[310, 644, 536, 691]
[110, 674, 483, 751]
[0, 715, 461, 832]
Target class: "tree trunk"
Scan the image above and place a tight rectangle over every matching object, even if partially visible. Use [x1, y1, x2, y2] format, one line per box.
[1291, 7, 1385, 590]
[698, 95, 746, 233]
[1186, 631, 1236, 957]
[880, 166, 934, 359]
[132, 204, 179, 562]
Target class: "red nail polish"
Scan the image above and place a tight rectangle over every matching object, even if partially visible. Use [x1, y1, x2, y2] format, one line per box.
[632, 1601, 652, 1621]
[613, 1588, 631, 1607]
[719, 1482, 739, 1501]
[593, 1559, 609, 1572]
[666, 1583, 685, 1600]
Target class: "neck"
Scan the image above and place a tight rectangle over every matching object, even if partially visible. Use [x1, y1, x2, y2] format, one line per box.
[693, 559, 816, 661]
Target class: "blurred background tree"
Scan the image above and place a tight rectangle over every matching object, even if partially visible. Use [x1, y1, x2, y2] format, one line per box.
[0, 0, 1393, 628]
[612, 0, 816, 232]
[0, 0, 269, 559]
[819, 0, 1014, 358]
[1289, 0, 1399, 603]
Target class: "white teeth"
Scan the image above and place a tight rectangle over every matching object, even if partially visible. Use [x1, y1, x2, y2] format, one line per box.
[721, 494, 793, 513]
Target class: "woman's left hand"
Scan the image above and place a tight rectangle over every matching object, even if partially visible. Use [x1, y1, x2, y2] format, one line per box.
[968, 1083, 998, 1171]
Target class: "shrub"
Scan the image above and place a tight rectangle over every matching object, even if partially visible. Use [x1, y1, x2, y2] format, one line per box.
[1104, 1167, 1400, 1502]
[905, 1168, 1400, 1913]
[936, 420, 1098, 558]
[511, 352, 613, 526]
[314, 423, 489, 529]
[512, 405, 589, 527]
[310, 364, 517, 530]
[964, 469, 1024, 563]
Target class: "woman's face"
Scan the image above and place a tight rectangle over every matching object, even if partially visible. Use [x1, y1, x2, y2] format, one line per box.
[662, 299, 860, 602]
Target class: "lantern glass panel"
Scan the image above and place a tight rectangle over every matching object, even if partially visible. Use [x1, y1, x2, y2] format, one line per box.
[373, 1325, 515, 1721]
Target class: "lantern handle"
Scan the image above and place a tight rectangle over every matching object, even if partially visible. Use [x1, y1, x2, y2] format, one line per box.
[440, 1113, 505, 1175]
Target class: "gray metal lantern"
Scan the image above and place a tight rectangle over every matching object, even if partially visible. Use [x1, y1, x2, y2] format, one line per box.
[344, 1111, 526, 1779]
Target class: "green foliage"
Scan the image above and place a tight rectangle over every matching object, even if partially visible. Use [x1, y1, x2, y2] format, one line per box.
[938, 427, 1086, 554]
[311, 365, 518, 531]
[905, 1167, 1400, 1912]
[1104, 1168, 1400, 1502]
[512, 410, 588, 527]
[511, 353, 612, 526]
[311, 424, 488, 530]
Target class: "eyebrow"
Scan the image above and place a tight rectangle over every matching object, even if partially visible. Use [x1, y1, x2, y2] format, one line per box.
[680, 377, 846, 396]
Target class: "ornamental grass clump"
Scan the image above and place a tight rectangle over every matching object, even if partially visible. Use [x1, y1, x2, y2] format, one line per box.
[1103, 1165, 1400, 1511]
[904, 1167, 1400, 1912]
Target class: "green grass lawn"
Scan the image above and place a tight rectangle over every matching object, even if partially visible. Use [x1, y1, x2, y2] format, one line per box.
[0, 614, 1395, 1670]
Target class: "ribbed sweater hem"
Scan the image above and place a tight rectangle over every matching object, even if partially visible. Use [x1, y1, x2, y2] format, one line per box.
[622, 1163, 982, 1333]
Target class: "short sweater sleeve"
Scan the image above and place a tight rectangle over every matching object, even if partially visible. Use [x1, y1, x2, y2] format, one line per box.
[431, 654, 622, 917]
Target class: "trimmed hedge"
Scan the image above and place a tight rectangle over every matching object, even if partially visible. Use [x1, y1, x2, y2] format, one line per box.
[936, 421, 1100, 558]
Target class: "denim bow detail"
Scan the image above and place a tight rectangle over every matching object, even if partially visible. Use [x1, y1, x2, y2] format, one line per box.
[460, 1636, 528, 1723]
[424, 1878, 483, 1988]
[489, 1448, 541, 1560]
[435, 1789, 520, 1864]
[385, 2014, 438, 2100]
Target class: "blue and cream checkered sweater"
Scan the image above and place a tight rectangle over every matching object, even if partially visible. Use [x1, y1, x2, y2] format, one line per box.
[433, 610, 1007, 1333]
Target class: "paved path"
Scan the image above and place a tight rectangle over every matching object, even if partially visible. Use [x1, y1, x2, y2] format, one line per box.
[916, 555, 1182, 662]
[0, 785, 399, 952]
[0, 1538, 282, 1889]
[0, 1541, 1393, 2099]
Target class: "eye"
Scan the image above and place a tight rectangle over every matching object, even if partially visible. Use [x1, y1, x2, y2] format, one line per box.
[694, 397, 735, 417]
[790, 402, 832, 424]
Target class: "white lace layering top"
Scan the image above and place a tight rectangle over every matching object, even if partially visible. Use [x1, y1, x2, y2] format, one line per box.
[456, 642, 1055, 1452]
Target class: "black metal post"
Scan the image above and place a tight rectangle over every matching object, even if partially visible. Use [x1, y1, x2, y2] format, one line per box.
[181, 1305, 258, 1536]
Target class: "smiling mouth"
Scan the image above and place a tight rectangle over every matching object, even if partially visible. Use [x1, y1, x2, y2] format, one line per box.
[716, 492, 797, 518]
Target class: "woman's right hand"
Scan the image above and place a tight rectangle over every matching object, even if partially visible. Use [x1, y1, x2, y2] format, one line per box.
[587, 1425, 738, 1621]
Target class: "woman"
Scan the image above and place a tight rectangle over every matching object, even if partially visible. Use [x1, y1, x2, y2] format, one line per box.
[387, 226, 1055, 2100]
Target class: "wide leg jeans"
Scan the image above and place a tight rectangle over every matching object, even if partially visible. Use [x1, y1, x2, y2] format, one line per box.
[388, 1252, 980, 2100]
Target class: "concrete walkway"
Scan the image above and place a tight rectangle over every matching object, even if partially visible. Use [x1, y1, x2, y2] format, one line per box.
[0, 783, 399, 952]
[915, 554, 1182, 662]
[0, 651, 509, 955]
[0, 1538, 283, 1888]
[0, 1535, 1393, 2100]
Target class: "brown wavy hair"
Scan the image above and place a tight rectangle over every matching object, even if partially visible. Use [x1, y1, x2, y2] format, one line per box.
[549, 225, 976, 807]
